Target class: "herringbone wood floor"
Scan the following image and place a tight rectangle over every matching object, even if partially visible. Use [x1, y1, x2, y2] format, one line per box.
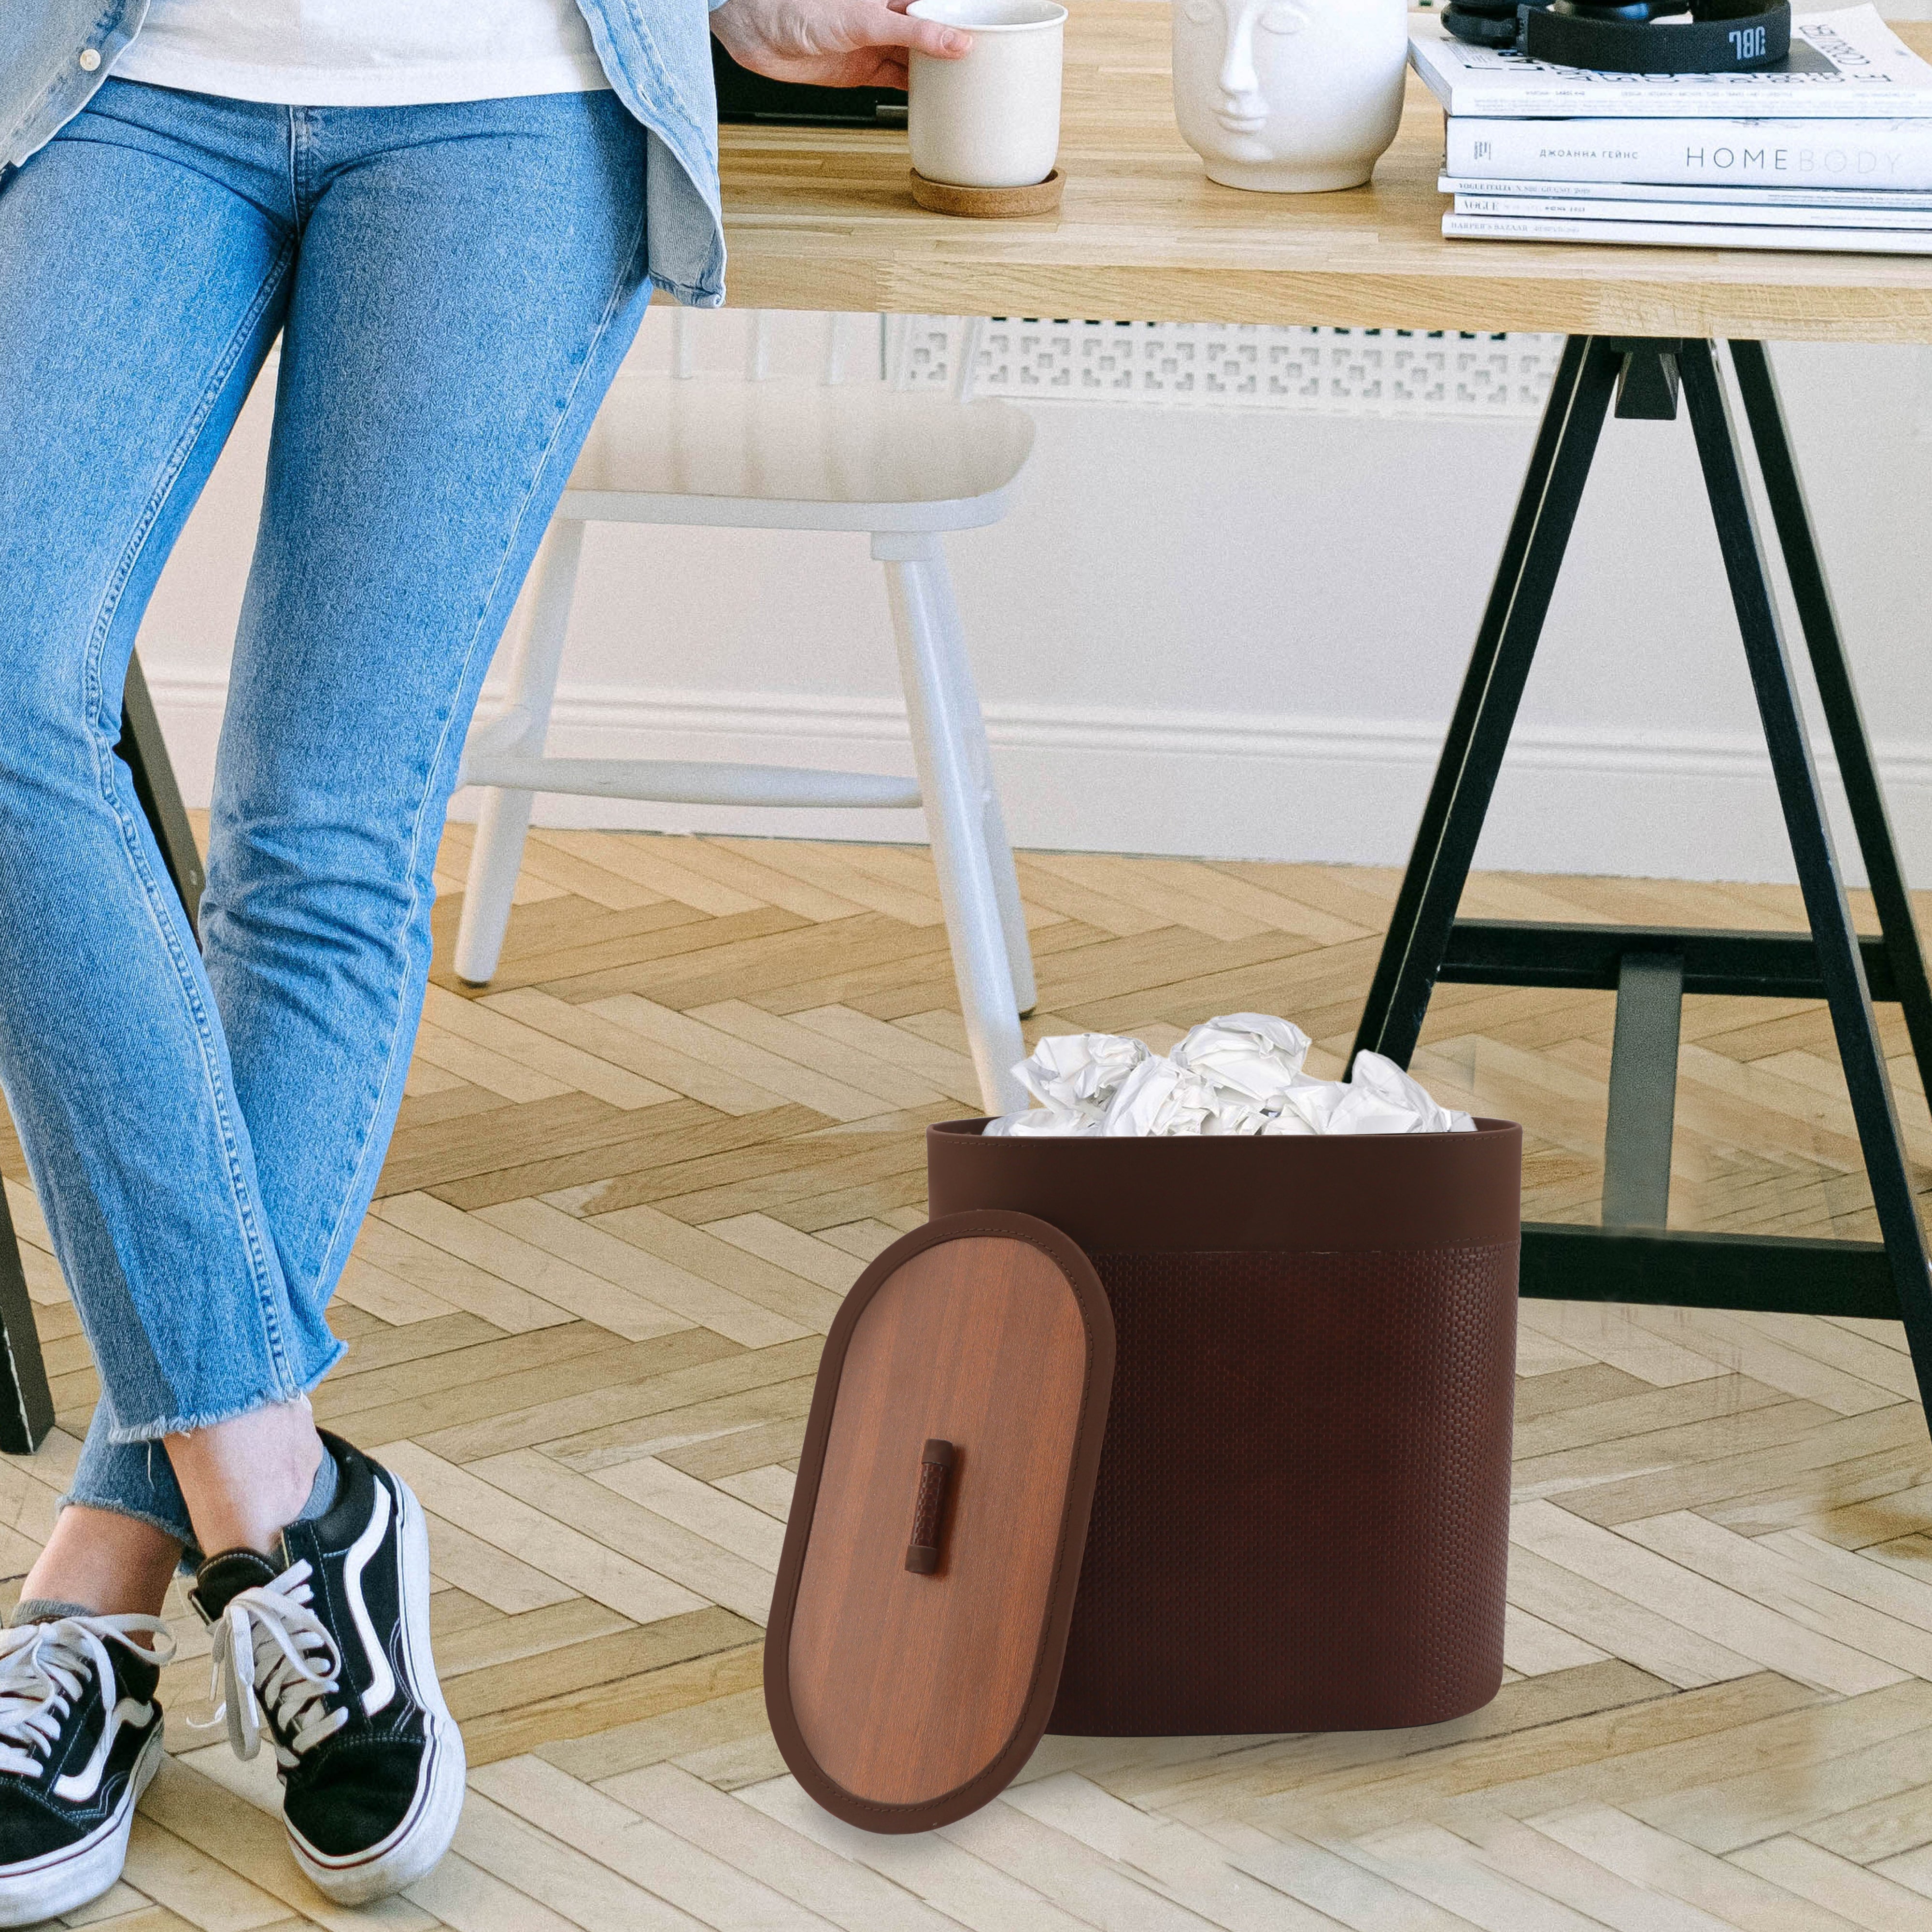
[6, 825, 1932, 1932]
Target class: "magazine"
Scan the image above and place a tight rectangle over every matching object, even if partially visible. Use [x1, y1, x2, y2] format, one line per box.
[1444, 210, 1932, 251]
[1410, 6, 1932, 119]
[1452, 190, 1932, 227]
[1444, 114, 1932, 186]
[1439, 171, 1932, 208]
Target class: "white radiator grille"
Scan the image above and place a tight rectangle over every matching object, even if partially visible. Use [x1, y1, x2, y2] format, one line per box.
[892, 318, 1565, 418]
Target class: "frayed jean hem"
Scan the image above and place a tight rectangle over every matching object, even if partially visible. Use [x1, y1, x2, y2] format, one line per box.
[98, 1335, 346, 1447]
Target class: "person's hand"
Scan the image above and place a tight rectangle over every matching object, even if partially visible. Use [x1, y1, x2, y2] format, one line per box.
[710, 0, 972, 91]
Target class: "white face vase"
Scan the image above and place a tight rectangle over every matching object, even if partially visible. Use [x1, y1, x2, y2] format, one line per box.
[1172, 0, 1409, 193]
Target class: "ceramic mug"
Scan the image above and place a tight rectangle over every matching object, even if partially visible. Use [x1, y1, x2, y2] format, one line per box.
[1172, 0, 1407, 193]
[908, 0, 1068, 190]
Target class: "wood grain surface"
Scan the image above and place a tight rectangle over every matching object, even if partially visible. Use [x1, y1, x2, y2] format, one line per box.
[720, 2, 1932, 342]
[785, 1234, 1093, 1808]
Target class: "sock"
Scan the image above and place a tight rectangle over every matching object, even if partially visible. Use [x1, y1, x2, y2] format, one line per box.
[292, 1441, 341, 1526]
[8, 1598, 92, 1628]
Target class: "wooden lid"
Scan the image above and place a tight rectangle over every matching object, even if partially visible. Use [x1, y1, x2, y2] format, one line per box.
[765, 1211, 1114, 1833]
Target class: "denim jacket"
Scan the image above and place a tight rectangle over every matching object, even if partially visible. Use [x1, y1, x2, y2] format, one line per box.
[0, 0, 726, 304]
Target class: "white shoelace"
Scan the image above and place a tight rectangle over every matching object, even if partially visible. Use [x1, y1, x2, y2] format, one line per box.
[205, 1561, 348, 1768]
[0, 1615, 174, 1779]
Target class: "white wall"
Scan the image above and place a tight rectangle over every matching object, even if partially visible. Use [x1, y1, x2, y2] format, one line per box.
[139, 311, 1932, 887]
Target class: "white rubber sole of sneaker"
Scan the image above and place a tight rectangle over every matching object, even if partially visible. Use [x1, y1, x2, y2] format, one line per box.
[0, 1722, 164, 1929]
[288, 1474, 467, 1906]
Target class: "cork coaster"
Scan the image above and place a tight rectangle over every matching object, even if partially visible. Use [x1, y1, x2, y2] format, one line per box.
[910, 168, 1065, 218]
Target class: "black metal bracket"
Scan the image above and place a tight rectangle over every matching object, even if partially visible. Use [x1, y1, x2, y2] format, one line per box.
[1602, 950, 1682, 1231]
[1615, 345, 1681, 422]
[1440, 919, 1910, 1000]
[1523, 1222, 1902, 1319]
[1350, 336, 1932, 1416]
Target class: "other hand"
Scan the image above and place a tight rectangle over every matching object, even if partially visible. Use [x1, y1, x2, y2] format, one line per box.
[711, 0, 972, 91]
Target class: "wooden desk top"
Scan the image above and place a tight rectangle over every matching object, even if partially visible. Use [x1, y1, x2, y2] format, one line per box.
[718, 3, 1932, 342]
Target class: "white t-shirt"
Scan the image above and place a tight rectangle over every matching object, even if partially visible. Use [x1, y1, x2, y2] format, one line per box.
[114, 0, 613, 106]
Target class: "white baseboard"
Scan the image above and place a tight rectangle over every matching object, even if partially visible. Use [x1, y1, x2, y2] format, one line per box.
[146, 670, 1932, 888]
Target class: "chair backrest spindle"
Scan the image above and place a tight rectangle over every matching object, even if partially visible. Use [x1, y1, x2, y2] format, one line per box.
[746, 310, 773, 382]
[672, 305, 696, 380]
[953, 317, 985, 404]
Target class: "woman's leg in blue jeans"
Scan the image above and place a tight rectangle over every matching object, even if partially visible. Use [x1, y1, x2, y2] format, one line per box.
[0, 82, 653, 1597]
[172, 85, 656, 1556]
[0, 86, 302, 1589]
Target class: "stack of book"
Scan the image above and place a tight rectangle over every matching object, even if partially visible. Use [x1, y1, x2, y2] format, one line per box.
[1409, 4, 1932, 256]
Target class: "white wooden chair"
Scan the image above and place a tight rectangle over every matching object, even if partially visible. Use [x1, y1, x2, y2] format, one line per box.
[453, 312, 1036, 1114]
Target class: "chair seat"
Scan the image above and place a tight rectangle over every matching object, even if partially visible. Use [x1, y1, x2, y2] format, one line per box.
[559, 374, 1036, 533]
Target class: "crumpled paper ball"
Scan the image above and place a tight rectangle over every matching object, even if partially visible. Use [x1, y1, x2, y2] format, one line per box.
[1100, 1055, 1220, 1136]
[1017, 1032, 1147, 1111]
[983, 1032, 1149, 1137]
[983, 1016, 1474, 1137]
[1328, 1051, 1470, 1135]
[1172, 1012, 1312, 1102]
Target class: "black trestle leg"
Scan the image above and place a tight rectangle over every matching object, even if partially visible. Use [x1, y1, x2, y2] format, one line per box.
[1351, 337, 1625, 1070]
[0, 1189, 55, 1456]
[1728, 341, 1932, 1113]
[117, 652, 206, 930]
[1347, 335, 1932, 1429]
[1676, 340, 1932, 1414]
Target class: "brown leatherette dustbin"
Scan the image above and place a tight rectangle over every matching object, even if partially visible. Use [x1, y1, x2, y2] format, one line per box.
[928, 1118, 1522, 1735]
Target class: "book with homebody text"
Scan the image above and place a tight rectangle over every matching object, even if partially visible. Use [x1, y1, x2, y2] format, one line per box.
[1443, 114, 1932, 187]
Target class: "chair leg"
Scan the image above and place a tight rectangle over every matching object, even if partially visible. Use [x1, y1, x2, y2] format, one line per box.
[922, 545, 1038, 1017]
[876, 532, 1029, 1115]
[980, 788, 1037, 1017]
[454, 787, 539, 986]
[453, 521, 585, 985]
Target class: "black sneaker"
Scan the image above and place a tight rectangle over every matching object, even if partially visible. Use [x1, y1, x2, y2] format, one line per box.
[0, 1613, 172, 1926]
[189, 1434, 463, 1904]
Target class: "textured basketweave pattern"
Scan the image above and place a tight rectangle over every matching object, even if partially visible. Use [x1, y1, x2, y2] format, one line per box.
[894, 318, 1564, 417]
[1049, 1242, 1518, 1737]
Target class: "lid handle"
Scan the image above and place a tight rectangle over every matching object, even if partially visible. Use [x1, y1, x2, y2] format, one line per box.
[905, 1439, 955, 1575]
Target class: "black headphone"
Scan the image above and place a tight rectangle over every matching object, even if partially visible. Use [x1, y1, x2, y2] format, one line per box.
[1442, 0, 1791, 73]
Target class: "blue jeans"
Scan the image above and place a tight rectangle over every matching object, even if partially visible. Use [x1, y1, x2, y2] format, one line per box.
[0, 80, 653, 1547]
